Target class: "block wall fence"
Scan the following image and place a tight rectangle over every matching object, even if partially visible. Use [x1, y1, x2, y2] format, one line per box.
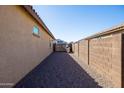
[72, 27, 124, 87]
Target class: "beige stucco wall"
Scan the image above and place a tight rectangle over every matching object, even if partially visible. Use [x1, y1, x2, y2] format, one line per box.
[0, 5, 54, 87]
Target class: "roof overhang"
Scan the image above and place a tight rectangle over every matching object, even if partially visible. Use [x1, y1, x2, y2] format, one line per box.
[22, 5, 55, 39]
[85, 23, 124, 40]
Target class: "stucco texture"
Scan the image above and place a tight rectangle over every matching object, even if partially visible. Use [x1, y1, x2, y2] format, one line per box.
[0, 5, 54, 87]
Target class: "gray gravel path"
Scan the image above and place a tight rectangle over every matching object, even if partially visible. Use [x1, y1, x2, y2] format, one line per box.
[70, 54, 113, 88]
[15, 52, 101, 88]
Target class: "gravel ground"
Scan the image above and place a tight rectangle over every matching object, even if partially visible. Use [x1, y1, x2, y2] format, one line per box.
[69, 54, 114, 88]
[14, 52, 101, 88]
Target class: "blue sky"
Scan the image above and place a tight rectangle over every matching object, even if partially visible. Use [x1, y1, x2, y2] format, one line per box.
[33, 5, 124, 42]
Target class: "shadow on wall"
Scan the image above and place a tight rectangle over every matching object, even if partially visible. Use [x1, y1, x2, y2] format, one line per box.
[14, 52, 102, 88]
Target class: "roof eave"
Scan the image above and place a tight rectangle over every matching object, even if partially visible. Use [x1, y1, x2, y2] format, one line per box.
[22, 5, 55, 39]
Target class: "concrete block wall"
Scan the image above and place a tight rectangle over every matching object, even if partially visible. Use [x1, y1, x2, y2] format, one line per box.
[121, 33, 124, 87]
[72, 43, 75, 53]
[89, 33, 122, 87]
[73, 33, 122, 87]
[55, 44, 66, 52]
[78, 40, 89, 65]
[74, 42, 79, 58]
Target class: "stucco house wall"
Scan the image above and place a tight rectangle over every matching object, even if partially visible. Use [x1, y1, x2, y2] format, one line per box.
[0, 5, 54, 87]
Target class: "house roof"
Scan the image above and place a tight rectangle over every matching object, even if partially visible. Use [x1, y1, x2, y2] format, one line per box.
[22, 5, 55, 39]
[73, 23, 124, 43]
[85, 23, 124, 40]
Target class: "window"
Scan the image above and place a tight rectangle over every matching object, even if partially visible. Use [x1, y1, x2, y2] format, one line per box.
[32, 26, 40, 37]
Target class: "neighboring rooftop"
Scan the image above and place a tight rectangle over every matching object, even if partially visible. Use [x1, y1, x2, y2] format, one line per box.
[85, 23, 124, 40]
[53, 39, 67, 44]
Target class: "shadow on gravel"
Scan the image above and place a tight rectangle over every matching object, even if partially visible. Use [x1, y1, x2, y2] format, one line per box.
[14, 52, 102, 88]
